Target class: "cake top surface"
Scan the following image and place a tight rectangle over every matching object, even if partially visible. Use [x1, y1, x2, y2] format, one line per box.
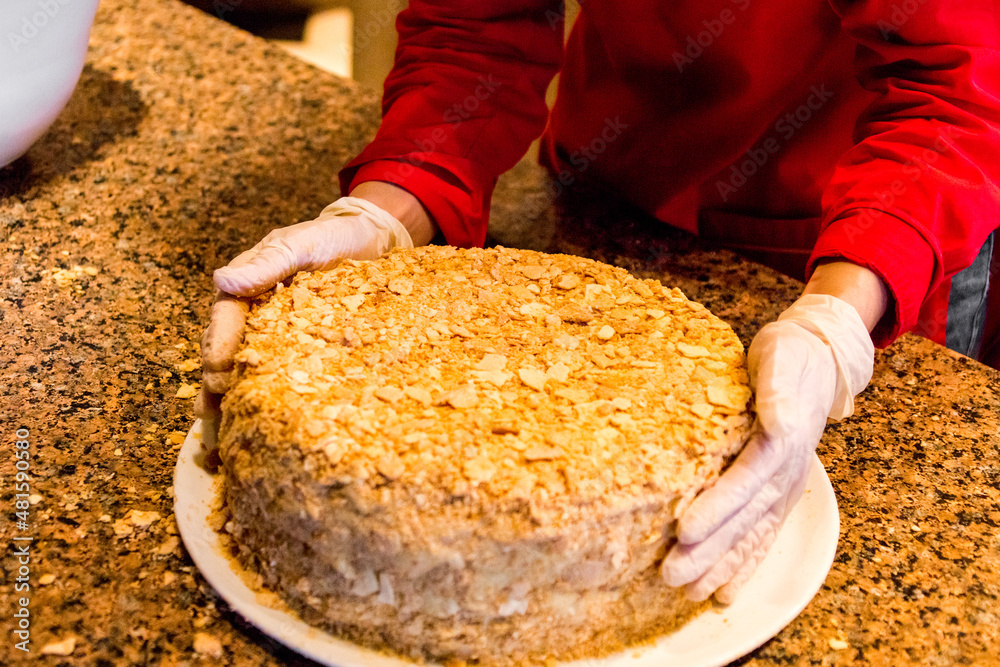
[221, 245, 751, 529]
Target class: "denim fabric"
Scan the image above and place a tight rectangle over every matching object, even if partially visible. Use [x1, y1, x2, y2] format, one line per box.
[947, 232, 995, 358]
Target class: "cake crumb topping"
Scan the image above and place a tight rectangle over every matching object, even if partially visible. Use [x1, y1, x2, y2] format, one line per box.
[222, 246, 751, 530]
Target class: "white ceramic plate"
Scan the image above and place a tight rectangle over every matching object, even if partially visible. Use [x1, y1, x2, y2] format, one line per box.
[175, 420, 839, 667]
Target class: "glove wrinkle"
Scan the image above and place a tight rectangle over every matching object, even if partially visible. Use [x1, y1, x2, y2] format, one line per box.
[685, 506, 783, 602]
[698, 438, 812, 602]
[202, 369, 234, 395]
[776, 294, 874, 421]
[712, 514, 781, 604]
[677, 456, 790, 563]
[678, 426, 791, 543]
[752, 323, 836, 439]
[202, 296, 248, 369]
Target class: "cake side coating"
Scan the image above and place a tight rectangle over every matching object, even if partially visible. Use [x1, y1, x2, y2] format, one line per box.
[217, 245, 753, 664]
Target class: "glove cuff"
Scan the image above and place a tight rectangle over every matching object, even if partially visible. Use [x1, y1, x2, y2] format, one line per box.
[320, 196, 415, 255]
[777, 294, 875, 420]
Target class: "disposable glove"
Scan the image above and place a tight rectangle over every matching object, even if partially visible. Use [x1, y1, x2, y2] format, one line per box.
[661, 294, 874, 603]
[194, 197, 414, 446]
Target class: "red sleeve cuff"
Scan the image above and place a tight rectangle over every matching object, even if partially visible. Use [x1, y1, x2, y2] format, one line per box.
[806, 208, 941, 348]
[339, 149, 493, 249]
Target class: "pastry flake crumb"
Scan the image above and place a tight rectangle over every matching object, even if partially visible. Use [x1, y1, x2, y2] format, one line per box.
[217, 245, 753, 666]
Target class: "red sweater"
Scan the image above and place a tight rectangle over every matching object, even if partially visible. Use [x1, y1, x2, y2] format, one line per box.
[340, 0, 1000, 358]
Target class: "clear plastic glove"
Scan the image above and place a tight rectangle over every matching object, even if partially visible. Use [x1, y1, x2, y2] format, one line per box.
[194, 197, 414, 446]
[661, 294, 875, 603]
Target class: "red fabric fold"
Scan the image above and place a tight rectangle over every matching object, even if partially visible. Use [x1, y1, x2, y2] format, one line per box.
[339, 0, 1000, 364]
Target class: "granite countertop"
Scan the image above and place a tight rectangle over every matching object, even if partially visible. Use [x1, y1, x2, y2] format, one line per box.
[1, 1, 998, 664]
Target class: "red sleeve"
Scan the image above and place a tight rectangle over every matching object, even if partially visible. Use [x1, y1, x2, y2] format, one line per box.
[338, 1, 564, 248]
[808, 0, 1000, 346]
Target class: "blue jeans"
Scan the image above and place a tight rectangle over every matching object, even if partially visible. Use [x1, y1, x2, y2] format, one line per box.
[947, 231, 995, 359]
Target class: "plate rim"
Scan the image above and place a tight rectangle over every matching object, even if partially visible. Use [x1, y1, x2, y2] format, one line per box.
[174, 419, 839, 667]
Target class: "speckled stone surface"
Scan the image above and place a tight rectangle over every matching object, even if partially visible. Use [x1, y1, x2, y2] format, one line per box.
[0, 1, 997, 664]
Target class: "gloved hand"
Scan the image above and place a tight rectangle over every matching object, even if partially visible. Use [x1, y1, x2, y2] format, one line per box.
[661, 294, 875, 603]
[194, 197, 414, 446]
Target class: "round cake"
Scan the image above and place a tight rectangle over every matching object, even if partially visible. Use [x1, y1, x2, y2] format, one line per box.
[216, 245, 753, 665]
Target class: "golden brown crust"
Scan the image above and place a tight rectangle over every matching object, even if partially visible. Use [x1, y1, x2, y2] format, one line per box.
[217, 246, 752, 664]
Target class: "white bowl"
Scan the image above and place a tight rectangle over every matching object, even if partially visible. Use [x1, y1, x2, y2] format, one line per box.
[0, 0, 101, 167]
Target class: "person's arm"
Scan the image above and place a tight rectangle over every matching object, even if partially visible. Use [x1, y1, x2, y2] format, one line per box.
[662, 1, 1000, 602]
[802, 259, 888, 331]
[663, 277, 878, 603]
[350, 181, 437, 247]
[197, 2, 562, 436]
[339, 0, 565, 248]
[809, 0, 1000, 346]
